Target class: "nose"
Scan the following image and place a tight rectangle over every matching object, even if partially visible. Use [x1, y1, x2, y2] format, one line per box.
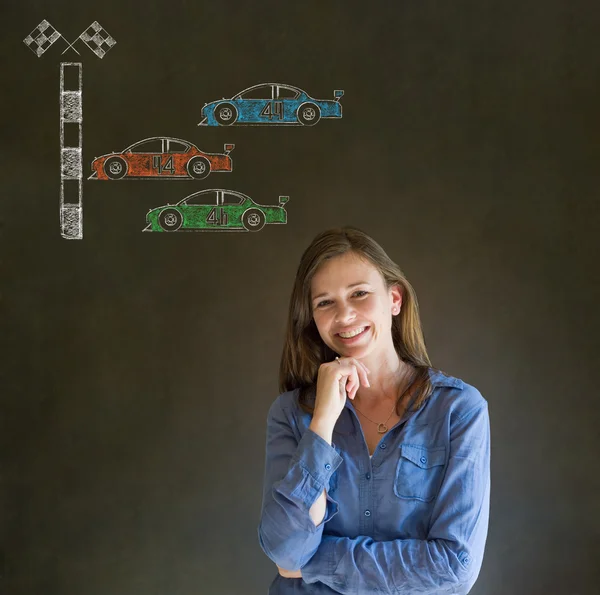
[334, 301, 356, 324]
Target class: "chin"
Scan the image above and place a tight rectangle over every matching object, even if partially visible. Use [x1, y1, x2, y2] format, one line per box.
[335, 344, 373, 360]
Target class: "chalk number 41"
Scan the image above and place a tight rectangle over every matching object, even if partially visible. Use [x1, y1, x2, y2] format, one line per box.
[260, 101, 284, 120]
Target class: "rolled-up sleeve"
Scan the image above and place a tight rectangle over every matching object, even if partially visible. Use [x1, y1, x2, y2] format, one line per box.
[301, 397, 491, 594]
[258, 396, 344, 571]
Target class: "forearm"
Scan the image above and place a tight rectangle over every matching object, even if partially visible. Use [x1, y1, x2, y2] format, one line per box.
[308, 418, 334, 527]
[301, 535, 478, 594]
[259, 418, 341, 570]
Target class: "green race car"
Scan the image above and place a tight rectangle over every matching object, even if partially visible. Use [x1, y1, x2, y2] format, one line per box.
[144, 188, 289, 232]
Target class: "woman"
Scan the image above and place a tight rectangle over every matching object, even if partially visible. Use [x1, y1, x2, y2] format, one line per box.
[258, 227, 490, 594]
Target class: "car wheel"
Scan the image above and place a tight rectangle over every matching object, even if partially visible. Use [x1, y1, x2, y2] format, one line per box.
[297, 103, 321, 126]
[104, 156, 127, 179]
[187, 156, 211, 179]
[214, 103, 238, 126]
[158, 208, 183, 231]
[242, 209, 265, 232]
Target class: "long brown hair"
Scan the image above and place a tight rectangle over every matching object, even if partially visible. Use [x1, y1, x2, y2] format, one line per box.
[279, 226, 435, 415]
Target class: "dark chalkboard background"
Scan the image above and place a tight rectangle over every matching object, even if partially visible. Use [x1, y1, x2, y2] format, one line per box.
[2, 1, 599, 593]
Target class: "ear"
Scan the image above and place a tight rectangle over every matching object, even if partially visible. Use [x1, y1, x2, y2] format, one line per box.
[390, 284, 402, 315]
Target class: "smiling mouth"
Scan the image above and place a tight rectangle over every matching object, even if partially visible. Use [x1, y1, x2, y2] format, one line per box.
[337, 326, 369, 339]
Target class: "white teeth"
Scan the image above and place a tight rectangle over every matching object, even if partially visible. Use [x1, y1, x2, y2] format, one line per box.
[339, 327, 366, 338]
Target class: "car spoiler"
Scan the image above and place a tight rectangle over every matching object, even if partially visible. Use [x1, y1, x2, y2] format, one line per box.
[334, 90, 344, 102]
[224, 143, 235, 154]
[279, 196, 289, 206]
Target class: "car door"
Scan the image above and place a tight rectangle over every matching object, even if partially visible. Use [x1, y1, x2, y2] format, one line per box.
[166, 138, 191, 177]
[127, 138, 164, 176]
[276, 85, 301, 122]
[237, 84, 274, 123]
[221, 191, 246, 228]
[181, 190, 219, 229]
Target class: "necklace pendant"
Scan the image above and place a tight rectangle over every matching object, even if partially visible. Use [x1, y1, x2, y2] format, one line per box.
[377, 423, 388, 434]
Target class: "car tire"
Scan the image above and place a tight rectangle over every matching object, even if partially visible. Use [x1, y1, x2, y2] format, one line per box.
[158, 208, 183, 232]
[187, 156, 211, 179]
[104, 156, 127, 179]
[214, 103, 238, 126]
[297, 103, 321, 126]
[242, 209, 265, 232]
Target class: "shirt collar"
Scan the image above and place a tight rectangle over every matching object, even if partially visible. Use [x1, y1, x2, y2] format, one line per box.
[334, 367, 463, 436]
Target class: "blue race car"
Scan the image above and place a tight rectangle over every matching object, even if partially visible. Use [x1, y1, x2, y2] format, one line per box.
[198, 83, 344, 127]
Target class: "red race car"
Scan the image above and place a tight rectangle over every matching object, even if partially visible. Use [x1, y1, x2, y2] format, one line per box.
[89, 137, 234, 180]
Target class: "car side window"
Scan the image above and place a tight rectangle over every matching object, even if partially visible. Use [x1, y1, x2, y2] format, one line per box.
[222, 193, 243, 205]
[240, 86, 272, 100]
[277, 86, 299, 99]
[185, 191, 218, 206]
[167, 140, 189, 153]
[129, 139, 163, 153]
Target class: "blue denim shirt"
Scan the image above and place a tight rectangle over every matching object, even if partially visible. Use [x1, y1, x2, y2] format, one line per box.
[257, 368, 491, 594]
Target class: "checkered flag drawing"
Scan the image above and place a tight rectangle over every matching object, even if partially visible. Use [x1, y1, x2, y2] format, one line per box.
[23, 20, 62, 57]
[79, 21, 116, 58]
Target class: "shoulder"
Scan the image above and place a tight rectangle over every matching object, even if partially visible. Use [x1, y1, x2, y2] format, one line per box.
[266, 389, 297, 419]
[265, 389, 314, 441]
[274, 388, 301, 408]
[266, 388, 312, 424]
[427, 368, 488, 419]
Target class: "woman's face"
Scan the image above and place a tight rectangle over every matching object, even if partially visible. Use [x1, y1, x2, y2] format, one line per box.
[310, 251, 402, 359]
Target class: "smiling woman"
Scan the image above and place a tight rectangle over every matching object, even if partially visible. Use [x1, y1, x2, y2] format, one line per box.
[257, 227, 491, 595]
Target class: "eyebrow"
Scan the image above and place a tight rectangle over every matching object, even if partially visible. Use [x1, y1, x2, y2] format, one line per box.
[311, 281, 370, 301]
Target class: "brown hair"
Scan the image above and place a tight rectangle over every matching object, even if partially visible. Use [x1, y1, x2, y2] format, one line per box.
[279, 226, 435, 415]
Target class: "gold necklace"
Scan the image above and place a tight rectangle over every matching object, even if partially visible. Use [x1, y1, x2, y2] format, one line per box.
[352, 367, 416, 434]
[352, 400, 397, 434]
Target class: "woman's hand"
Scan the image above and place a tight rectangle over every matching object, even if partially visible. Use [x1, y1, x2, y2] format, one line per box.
[277, 565, 302, 578]
[313, 356, 370, 424]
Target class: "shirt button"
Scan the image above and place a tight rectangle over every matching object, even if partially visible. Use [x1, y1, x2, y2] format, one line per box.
[380, 443, 387, 449]
[420, 456, 427, 464]
[325, 463, 331, 470]
[364, 510, 371, 517]
[366, 473, 371, 480]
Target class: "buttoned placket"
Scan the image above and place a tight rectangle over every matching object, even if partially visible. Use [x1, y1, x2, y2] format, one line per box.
[344, 398, 420, 536]
[345, 404, 374, 535]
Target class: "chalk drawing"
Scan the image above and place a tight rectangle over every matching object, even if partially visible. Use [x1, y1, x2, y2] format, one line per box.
[143, 189, 289, 232]
[23, 20, 66, 56]
[198, 84, 344, 127]
[25, 20, 118, 239]
[89, 138, 235, 180]
[24, 20, 116, 59]
[62, 21, 116, 59]
[60, 63, 83, 239]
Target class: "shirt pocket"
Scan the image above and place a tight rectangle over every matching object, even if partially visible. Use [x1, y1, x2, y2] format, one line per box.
[394, 444, 447, 502]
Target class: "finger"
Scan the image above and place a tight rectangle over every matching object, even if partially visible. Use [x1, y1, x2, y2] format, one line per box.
[355, 360, 371, 387]
[356, 359, 371, 379]
[358, 364, 370, 388]
[349, 358, 370, 376]
[351, 366, 360, 399]
[340, 357, 368, 376]
[345, 377, 355, 398]
[339, 376, 350, 398]
[336, 358, 369, 390]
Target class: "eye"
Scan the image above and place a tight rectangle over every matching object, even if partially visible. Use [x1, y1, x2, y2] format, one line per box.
[315, 299, 332, 308]
[353, 290, 369, 298]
